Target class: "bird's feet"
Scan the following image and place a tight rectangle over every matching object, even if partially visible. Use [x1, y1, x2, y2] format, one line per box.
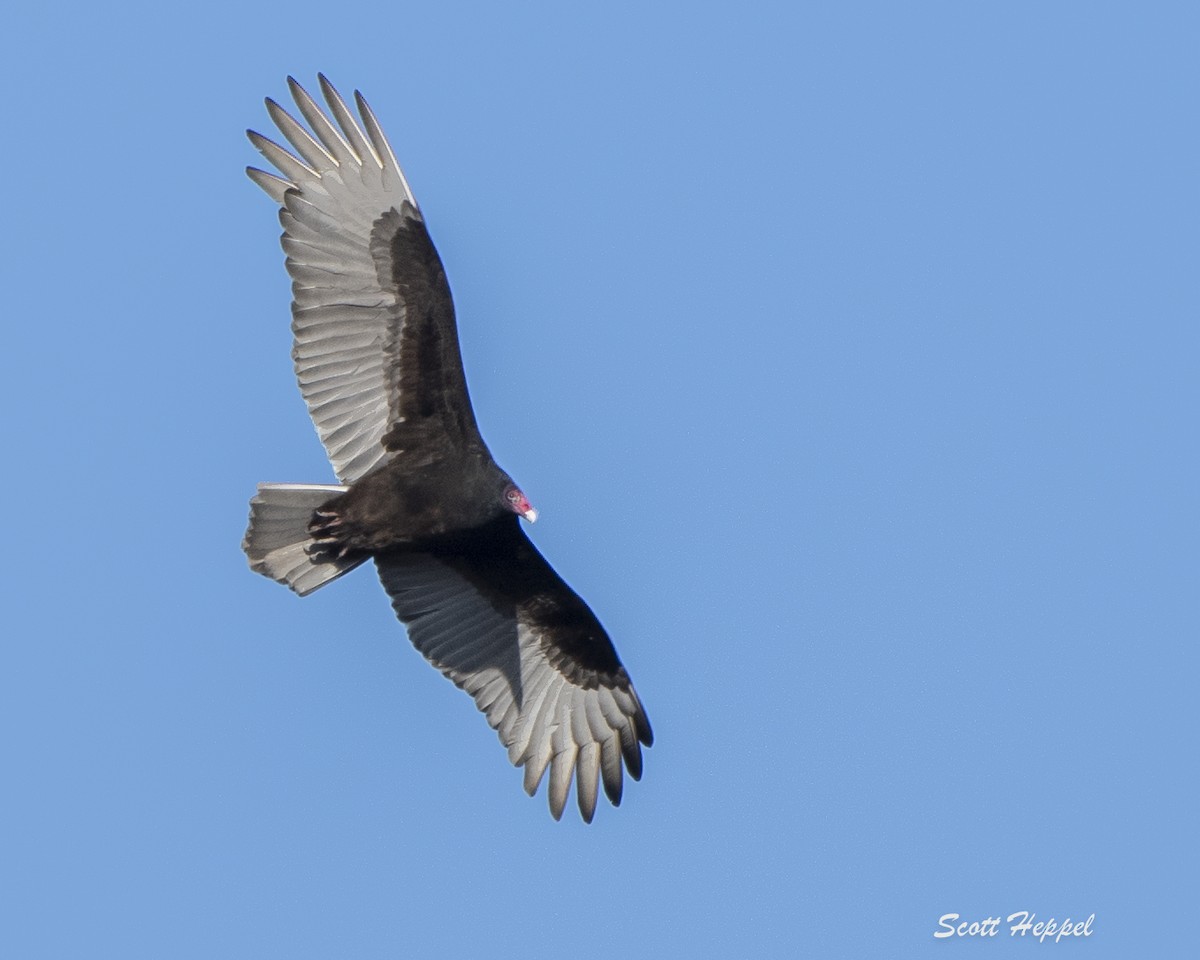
[306, 509, 358, 562]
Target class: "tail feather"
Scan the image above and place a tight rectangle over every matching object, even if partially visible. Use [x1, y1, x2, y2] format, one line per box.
[243, 483, 365, 595]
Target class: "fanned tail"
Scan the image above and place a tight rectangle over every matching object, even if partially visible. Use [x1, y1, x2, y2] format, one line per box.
[242, 483, 365, 595]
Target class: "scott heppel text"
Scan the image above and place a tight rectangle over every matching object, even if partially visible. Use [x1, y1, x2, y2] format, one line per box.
[934, 911, 1095, 942]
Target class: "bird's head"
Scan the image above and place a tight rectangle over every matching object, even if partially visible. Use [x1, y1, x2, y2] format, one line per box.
[503, 484, 538, 523]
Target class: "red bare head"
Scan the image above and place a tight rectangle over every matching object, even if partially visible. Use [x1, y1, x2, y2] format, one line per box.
[503, 484, 538, 523]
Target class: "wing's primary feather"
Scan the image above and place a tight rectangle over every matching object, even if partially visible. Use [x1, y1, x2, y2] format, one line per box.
[247, 75, 481, 483]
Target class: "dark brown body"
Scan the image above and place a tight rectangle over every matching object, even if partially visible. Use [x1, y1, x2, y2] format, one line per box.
[312, 451, 515, 554]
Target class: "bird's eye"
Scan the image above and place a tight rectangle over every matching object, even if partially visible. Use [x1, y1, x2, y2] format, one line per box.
[507, 489, 519, 502]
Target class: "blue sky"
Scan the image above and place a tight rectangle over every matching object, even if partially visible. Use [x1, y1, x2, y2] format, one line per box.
[3, 3, 1195, 957]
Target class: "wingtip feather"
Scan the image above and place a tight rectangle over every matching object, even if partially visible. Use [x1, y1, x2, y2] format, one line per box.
[247, 166, 294, 204]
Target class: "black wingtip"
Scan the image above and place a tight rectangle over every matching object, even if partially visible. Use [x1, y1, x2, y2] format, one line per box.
[624, 741, 644, 782]
[638, 713, 654, 748]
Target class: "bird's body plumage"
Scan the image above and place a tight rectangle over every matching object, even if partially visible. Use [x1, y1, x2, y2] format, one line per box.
[241, 76, 651, 821]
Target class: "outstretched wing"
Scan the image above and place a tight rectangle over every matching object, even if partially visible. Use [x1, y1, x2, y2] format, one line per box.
[375, 517, 653, 822]
[248, 76, 484, 483]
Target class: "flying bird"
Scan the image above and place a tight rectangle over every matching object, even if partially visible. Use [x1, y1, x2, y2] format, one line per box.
[241, 76, 652, 822]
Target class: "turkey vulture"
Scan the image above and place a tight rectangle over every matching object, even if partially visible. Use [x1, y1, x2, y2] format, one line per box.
[240, 76, 652, 822]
